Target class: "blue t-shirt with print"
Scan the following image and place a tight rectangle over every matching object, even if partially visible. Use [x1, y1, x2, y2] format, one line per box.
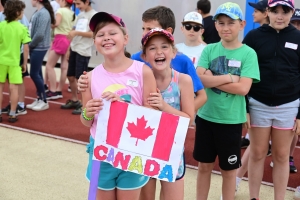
[131, 51, 204, 92]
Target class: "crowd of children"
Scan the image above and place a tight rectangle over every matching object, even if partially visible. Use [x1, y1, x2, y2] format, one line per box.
[1, 0, 300, 199]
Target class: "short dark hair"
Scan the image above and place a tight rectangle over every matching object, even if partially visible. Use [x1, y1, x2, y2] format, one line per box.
[1, 0, 7, 7]
[142, 6, 176, 34]
[3, 0, 25, 22]
[268, 5, 293, 13]
[197, 0, 211, 14]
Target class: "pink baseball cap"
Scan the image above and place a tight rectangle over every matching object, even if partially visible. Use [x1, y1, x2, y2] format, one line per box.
[89, 12, 126, 32]
[141, 28, 174, 46]
[268, 0, 295, 10]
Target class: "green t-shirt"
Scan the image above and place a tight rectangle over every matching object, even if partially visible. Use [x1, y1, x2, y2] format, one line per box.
[197, 42, 260, 124]
[0, 20, 31, 67]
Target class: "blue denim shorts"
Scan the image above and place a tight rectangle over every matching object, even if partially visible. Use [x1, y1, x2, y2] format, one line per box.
[86, 136, 149, 190]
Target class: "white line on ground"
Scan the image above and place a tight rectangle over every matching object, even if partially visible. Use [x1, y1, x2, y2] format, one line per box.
[0, 123, 88, 145]
[3, 92, 66, 105]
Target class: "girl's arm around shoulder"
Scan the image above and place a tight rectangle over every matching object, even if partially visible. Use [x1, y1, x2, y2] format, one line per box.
[178, 73, 195, 124]
[142, 64, 157, 109]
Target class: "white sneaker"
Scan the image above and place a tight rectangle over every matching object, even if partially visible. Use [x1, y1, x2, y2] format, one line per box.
[294, 186, 300, 200]
[32, 101, 49, 111]
[26, 99, 39, 109]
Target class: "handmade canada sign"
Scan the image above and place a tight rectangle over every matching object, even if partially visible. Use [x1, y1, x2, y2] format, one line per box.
[92, 100, 190, 182]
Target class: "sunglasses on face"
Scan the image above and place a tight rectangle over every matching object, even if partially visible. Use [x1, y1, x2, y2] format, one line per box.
[183, 24, 203, 32]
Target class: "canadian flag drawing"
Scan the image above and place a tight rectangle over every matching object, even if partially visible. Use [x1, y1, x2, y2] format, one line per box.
[93, 100, 190, 182]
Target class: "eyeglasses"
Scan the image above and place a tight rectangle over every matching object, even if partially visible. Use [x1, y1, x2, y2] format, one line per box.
[183, 24, 203, 32]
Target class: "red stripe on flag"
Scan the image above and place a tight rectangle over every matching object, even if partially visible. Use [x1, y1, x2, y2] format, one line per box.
[106, 101, 128, 148]
[151, 113, 179, 161]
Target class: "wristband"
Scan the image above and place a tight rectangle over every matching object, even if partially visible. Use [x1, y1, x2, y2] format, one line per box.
[82, 108, 94, 121]
[228, 73, 233, 83]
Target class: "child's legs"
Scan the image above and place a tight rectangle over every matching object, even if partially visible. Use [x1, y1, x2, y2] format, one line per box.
[18, 82, 25, 103]
[220, 169, 237, 200]
[193, 116, 217, 200]
[0, 83, 4, 110]
[237, 146, 250, 178]
[271, 128, 295, 200]
[57, 54, 68, 92]
[117, 189, 141, 200]
[9, 84, 19, 112]
[7, 66, 22, 112]
[196, 162, 214, 200]
[139, 178, 156, 200]
[160, 179, 184, 200]
[0, 65, 9, 110]
[67, 50, 79, 101]
[248, 127, 270, 198]
[96, 189, 116, 200]
[290, 135, 298, 156]
[215, 122, 242, 199]
[29, 50, 47, 100]
[45, 50, 60, 92]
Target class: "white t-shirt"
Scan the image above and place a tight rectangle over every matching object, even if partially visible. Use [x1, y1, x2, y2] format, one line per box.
[70, 9, 97, 57]
[50, 1, 60, 14]
[175, 43, 206, 68]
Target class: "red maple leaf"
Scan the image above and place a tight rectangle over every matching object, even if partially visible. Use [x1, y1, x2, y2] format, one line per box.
[127, 116, 154, 146]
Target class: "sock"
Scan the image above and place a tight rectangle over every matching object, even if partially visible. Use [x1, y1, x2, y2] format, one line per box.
[18, 102, 25, 109]
[245, 133, 250, 140]
[236, 177, 242, 186]
[9, 111, 16, 116]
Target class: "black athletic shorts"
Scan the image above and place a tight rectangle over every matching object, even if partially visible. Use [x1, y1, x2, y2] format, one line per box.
[67, 49, 90, 79]
[20, 53, 29, 77]
[193, 116, 242, 170]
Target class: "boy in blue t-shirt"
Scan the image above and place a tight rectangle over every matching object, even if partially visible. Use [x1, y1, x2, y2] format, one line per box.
[131, 6, 207, 116]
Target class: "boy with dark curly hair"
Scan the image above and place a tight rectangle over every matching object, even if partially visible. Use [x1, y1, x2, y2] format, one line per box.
[0, 0, 31, 122]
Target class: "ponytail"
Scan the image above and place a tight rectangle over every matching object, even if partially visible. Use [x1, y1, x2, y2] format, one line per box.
[124, 48, 131, 58]
[40, 0, 55, 25]
[70, 3, 75, 21]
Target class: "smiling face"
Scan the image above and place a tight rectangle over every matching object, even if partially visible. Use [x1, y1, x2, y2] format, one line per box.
[268, 5, 293, 31]
[215, 15, 245, 43]
[143, 35, 175, 71]
[94, 22, 128, 58]
[73, 0, 89, 11]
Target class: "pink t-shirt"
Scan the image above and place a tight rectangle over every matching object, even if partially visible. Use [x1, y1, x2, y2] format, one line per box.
[90, 60, 144, 138]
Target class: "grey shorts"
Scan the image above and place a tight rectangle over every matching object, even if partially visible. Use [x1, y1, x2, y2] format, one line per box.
[249, 98, 299, 130]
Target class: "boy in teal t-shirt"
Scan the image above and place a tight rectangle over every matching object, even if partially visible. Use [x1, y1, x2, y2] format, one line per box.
[193, 2, 260, 200]
[0, 0, 31, 123]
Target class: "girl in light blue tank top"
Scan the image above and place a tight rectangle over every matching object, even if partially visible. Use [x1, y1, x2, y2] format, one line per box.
[141, 28, 195, 200]
[161, 69, 185, 180]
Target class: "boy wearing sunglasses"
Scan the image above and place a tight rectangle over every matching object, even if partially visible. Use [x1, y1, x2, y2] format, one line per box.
[176, 11, 206, 68]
